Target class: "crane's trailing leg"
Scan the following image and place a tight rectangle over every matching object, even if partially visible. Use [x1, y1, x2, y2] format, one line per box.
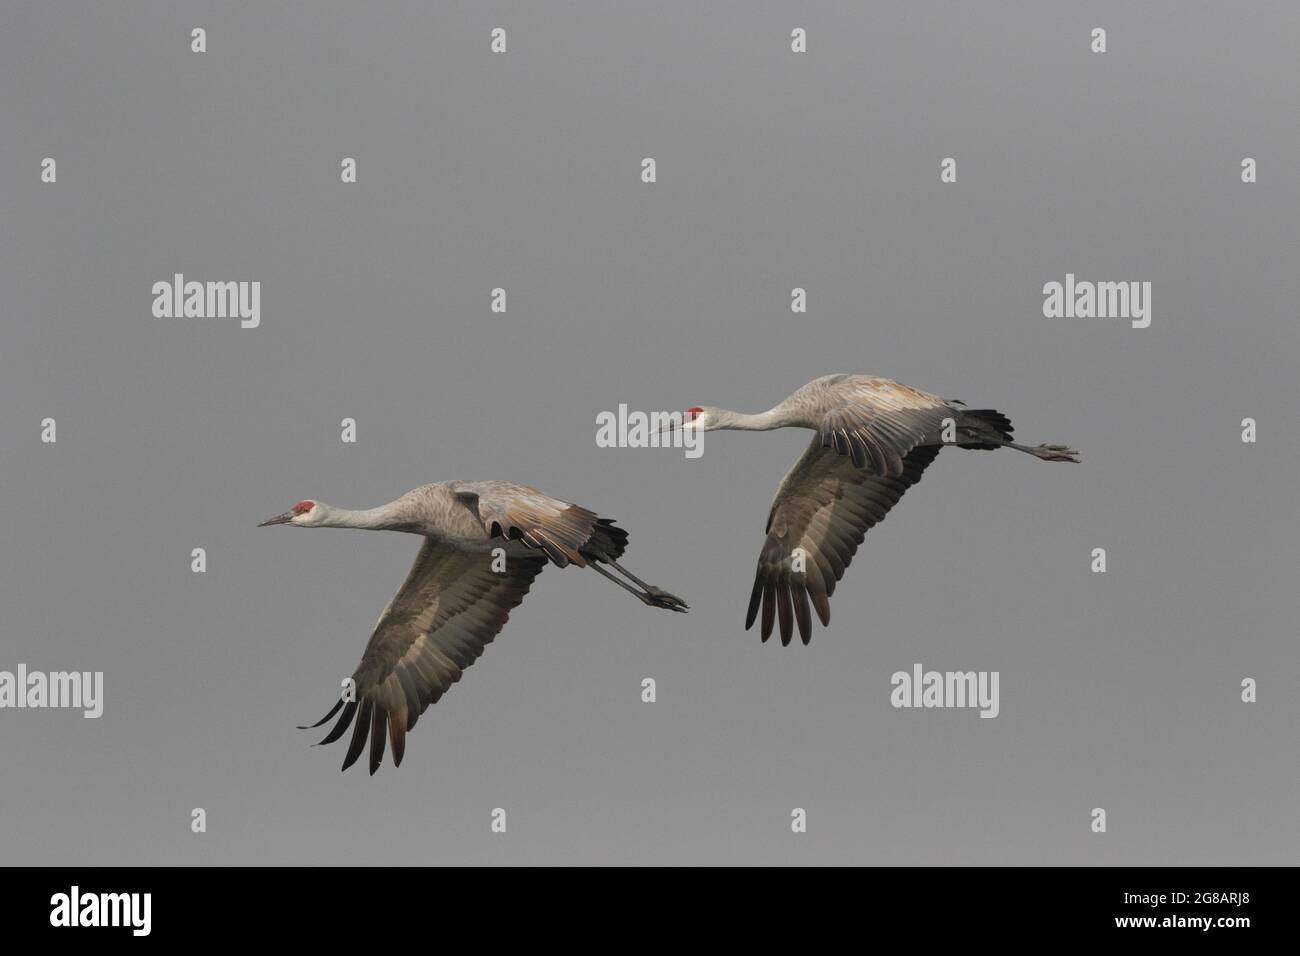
[956, 408, 1079, 462]
[576, 514, 688, 611]
[608, 558, 692, 610]
[588, 561, 689, 612]
[606, 558, 664, 593]
[1007, 442, 1080, 462]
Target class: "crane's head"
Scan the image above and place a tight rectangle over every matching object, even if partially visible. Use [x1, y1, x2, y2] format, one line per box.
[258, 500, 322, 527]
[661, 406, 717, 433]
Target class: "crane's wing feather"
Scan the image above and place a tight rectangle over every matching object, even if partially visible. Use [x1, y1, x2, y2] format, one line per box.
[818, 379, 952, 477]
[452, 482, 606, 567]
[306, 537, 547, 773]
[746, 439, 942, 645]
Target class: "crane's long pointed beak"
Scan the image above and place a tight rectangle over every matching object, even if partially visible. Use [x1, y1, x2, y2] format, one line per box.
[660, 419, 699, 435]
[258, 511, 293, 527]
[659, 415, 688, 435]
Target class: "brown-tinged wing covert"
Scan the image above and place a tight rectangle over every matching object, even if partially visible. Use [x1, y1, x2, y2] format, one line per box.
[817, 378, 953, 477]
[453, 481, 606, 567]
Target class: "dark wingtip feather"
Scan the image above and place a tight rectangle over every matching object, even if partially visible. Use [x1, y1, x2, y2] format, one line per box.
[341, 699, 372, 771]
[776, 581, 794, 646]
[368, 705, 387, 776]
[744, 569, 764, 630]
[791, 585, 812, 645]
[389, 712, 406, 768]
[760, 580, 776, 641]
[395, 667, 422, 732]
[298, 696, 346, 730]
[810, 589, 831, 627]
[315, 699, 359, 746]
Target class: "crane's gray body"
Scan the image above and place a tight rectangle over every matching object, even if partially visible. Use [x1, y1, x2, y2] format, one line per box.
[337, 480, 575, 555]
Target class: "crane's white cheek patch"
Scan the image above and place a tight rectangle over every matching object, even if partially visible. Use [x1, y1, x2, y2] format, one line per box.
[0, 665, 104, 718]
[890, 664, 999, 719]
[151, 274, 261, 329]
[594, 404, 704, 459]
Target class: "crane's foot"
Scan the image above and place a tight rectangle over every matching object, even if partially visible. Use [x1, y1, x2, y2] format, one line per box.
[1029, 443, 1079, 462]
[641, 585, 689, 612]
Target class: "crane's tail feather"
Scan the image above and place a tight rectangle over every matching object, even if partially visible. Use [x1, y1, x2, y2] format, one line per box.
[579, 517, 629, 563]
[577, 514, 687, 610]
[958, 409, 1079, 461]
[957, 408, 1014, 448]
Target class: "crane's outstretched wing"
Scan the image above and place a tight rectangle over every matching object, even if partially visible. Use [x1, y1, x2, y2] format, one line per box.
[745, 439, 942, 646]
[303, 538, 547, 774]
[817, 378, 953, 477]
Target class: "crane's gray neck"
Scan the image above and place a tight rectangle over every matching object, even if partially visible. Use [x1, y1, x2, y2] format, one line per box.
[712, 405, 801, 431]
[314, 502, 414, 531]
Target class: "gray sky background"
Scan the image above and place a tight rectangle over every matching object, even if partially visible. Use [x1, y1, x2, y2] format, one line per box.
[1, 1, 1296, 865]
